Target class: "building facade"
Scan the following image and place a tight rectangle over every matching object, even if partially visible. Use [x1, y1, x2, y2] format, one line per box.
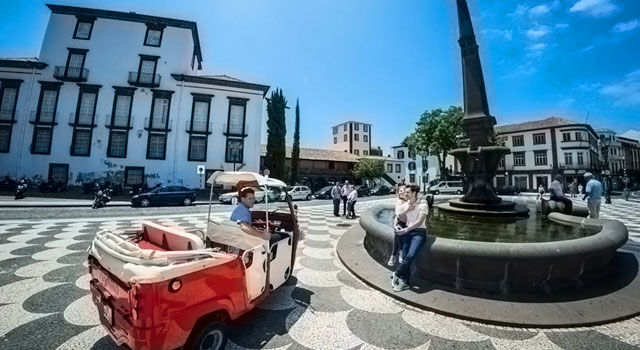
[494, 117, 599, 191]
[331, 121, 371, 156]
[390, 145, 439, 186]
[0, 4, 268, 189]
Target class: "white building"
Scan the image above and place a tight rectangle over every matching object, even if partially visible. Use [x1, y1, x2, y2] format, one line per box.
[331, 121, 371, 156]
[596, 129, 626, 173]
[494, 117, 599, 191]
[0, 4, 269, 189]
[389, 145, 437, 186]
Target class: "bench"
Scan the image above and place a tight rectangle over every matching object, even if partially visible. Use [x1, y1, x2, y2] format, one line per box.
[141, 221, 205, 251]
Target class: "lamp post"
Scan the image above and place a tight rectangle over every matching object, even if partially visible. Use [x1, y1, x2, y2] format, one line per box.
[598, 135, 613, 204]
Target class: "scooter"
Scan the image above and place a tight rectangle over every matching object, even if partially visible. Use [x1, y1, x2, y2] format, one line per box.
[92, 188, 112, 209]
[14, 182, 27, 200]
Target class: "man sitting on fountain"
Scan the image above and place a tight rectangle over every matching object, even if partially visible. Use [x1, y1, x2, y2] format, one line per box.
[549, 175, 573, 214]
[391, 185, 429, 292]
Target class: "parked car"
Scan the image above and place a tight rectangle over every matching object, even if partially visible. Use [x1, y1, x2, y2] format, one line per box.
[281, 186, 312, 201]
[370, 185, 391, 196]
[313, 186, 333, 199]
[427, 181, 464, 195]
[495, 186, 521, 195]
[355, 185, 371, 197]
[218, 187, 276, 205]
[131, 186, 196, 207]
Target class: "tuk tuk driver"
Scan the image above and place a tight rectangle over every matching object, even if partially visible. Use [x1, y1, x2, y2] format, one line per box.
[231, 187, 281, 243]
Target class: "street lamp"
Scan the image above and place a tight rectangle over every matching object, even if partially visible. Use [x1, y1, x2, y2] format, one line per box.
[598, 135, 613, 204]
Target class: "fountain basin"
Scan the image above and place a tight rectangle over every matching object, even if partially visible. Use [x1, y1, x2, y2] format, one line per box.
[361, 203, 628, 293]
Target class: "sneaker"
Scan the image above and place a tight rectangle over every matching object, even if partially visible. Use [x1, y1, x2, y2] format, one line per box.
[393, 279, 409, 292]
[391, 272, 399, 286]
[387, 255, 396, 266]
[398, 254, 404, 264]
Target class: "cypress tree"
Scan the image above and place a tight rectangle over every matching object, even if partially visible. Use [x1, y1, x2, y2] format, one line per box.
[265, 88, 288, 181]
[290, 99, 301, 185]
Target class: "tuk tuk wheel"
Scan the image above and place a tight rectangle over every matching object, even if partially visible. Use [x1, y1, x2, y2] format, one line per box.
[189, 320, 227, 350]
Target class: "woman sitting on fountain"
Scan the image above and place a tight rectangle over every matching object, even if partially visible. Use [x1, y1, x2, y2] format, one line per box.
[388, 185, 408, 266]
[392, 185, 429, 292]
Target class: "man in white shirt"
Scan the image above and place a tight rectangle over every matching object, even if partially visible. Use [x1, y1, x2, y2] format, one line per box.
[347, 185, 358, 219]
[392, 185, 429, 292]
[340, 180, 350, 216]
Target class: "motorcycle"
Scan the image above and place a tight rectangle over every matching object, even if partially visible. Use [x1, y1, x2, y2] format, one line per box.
[14, 182, 27, 200]
[92, 188, 112, 209]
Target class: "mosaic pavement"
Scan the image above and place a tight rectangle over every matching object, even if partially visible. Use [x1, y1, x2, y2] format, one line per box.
[1, 197, 640, 349]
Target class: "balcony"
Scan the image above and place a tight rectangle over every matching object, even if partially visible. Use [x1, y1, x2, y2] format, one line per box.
[68, 113, 97, 128]
[128, 71, 161, 88]
[185, 120, 212, 135]
[144, 117, 172, 132]
[223, 122, 247, 137]
[29, 110, 58, 126]
[105, 115, 133, 130]
[53, 66, 89, 82]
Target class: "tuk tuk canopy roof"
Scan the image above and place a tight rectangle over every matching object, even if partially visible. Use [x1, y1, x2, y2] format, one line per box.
[206, 171, 287, 188]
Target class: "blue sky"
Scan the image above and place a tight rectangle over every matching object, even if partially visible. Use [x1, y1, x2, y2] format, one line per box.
[1, 0, 639, 154]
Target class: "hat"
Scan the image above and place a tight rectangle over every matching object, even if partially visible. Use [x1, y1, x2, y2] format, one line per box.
[583, 172, 593, 178]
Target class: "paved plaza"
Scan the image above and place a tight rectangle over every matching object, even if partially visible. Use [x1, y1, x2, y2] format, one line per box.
[1, 196, 640, 349]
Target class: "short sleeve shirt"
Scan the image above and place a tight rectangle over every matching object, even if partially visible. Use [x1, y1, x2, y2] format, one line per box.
[402, 202, 428, 228]
[585, 179, 603, 200]
[230, 203, 252, 224]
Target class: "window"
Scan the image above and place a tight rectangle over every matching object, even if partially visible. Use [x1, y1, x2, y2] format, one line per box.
[354, 123, 359, 131]
[354, 149, 359, 155]
[513, 152, 525, 166]
[333, 126, 338, 135]
[363, 135, 368, 142]
[38, 89, 58, 123]
[387, 164, 393, 172]
[32, 127, 53, 154]
[533, 133, 546, 145]
[562, 132, 571, 142]
[190, 98, 211, 133]
[0, 126, 11, 152]
[354, 134, 359, 141]
[227, 98, 247, 135]
[397, 151, 405, 159]
[534, 150, 547, 166]
[48, 163, 69, 183]
[71, 129, 91, 156]
[188, 136, 206, 161]
[564, 152, 573, 166]
[124, 166, 144, 186]
[499, 157, 505, 167]
[514, 176, 528, 190]
[0, 83, 19, 121]
[343, 134, 347, 141]
[112, 94, 132, 127]
[577, 152, 584, 166]
[149, 90, 172, 130]
[575, 132, 583, 141]
[144, 25, 164, 47]
[64, 48, 88, 79]
[73, 17, 95, 39]
[225, 138, 244, 163]
[107, 131, 127, 158]
[328, 161, 335, 169]
[333, 137, 337, 144]
[409, 174, 416, 183]
[512, 135, 524, 147]
[147, 133, 167, 159]
[395, 164, 401, 173]
[137, 55, 159, 85]
[343, 124, 347, 131]
[409, 150, 416, 159]
[363, 124, 368, 132]
[363, 150, 368, 155]
[409, 162, 416, 170]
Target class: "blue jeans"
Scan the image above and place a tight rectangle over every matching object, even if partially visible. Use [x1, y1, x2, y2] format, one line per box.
[391, 221, 407, 256]
[394, 231, 426, 283]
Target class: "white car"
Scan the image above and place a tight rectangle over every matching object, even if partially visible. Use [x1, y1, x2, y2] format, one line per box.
[427, 181, 464, 195]
[218, 187, 277, 205]
[281, 186, 312, 201]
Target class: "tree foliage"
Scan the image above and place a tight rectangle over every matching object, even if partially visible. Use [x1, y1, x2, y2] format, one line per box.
[352, 158, 385, 182]
[404, 106, 463, 179]
[265, 88, 288, 181]
[290, 99, 301, 184]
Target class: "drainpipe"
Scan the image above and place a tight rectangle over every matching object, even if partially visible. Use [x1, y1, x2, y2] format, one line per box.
[16, 67, 37, 178]
[172, 81, 184, 185]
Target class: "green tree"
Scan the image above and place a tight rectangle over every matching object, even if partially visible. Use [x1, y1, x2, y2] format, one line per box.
[265, 88, 288, 181]
[352, 158, 385, 184]
[290, 99, 301, 184]
[405, 106, 463, 180]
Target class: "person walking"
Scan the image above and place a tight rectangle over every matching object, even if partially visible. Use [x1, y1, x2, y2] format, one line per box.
[536, 184, 545, 200]
[578, 183, 584, 195]
[391, 185, 429, 292]
[341, 180, 350, 216]
[583, 172, 603, 219]
[347, 185, 358, 219]
[549, 175, 573, 214]
[568, 181, 575, 198]
[331, 183, 342, 217]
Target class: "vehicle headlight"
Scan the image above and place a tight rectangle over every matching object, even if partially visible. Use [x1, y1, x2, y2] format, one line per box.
[133, 195, 139, 199]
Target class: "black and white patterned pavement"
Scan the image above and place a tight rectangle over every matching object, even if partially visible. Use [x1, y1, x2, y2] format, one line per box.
[1, 197, 640, 349]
